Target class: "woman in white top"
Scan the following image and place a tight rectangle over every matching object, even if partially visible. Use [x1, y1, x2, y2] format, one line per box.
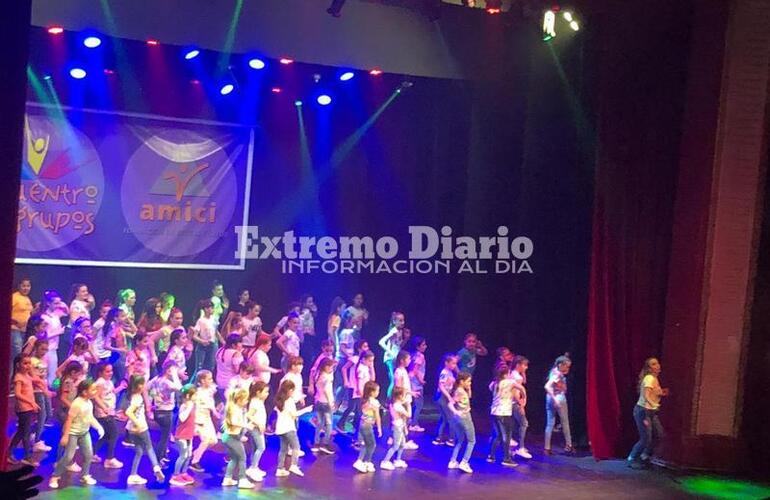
[627, 357, 668, 466]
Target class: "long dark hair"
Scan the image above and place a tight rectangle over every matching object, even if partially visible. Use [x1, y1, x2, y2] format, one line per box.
[638, 357, 659, 392]
[453, 371, 472, 395]
[103, 307, 122, 337]
[275, 379, 295, 412]
[69, 283, 87, 302]
[328, 296, 345, 319]
[24, 314, 44, 343]
[217, 333, 242, 362]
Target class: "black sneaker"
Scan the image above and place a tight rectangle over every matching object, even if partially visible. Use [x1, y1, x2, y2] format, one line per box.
[486, 455, 495, 463]
[502, 459, 519, 468]
[320, 445, 336, 455]
[189, 462, 204, 473]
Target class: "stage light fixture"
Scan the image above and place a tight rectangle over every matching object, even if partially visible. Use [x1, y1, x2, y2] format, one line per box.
[369, 68, 383, 76]
[295, 100, 303, 107]
[570, 20, 579, 31]
[83, 36, 102, 48]
[327, 0, 346, 17]
[103, 69, 115, 75]
[47, 26, 64, 35]
[220, 83, 235, 95]
[69, 67, 87, 79]
[317, 94, 332, 106]
[190, 79, 201, 85]
[340, 71, 355, 81]
[184, 48, 201, 60]
[146, 39, 160, 46]
[248, 58, 266, 70]
[43, 74, 52, 81]
[271, 87, 282, 93]
[563, 11, 573, 22]
[279, 57, 294, 65]
[485, 0, 502, 14]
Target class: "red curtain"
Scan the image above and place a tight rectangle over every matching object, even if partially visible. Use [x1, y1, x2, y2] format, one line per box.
[585, 2, 692, 459]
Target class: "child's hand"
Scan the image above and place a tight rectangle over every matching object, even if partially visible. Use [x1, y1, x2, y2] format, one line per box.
[377, 428, 383, 438]
[59, 435, 69, 447]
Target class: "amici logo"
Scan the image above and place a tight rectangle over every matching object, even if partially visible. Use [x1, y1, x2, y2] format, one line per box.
[120, 128, 237, 257]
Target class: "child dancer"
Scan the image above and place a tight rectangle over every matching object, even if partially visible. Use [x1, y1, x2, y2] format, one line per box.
[189, 369, 221, 472]
[222, 388, 254, 488]
[378, 312, 405, 397]
[432, 353, 459, 446]
[275, 379, 309, 477]
[448, 372, 475, 473]
[407, 336, 427, 432]
[247, 334, 280, 385]
[148, 359, 182, 465]
[216, 334, 244, 394]
[276, 313, 302, 372]
[349, 351, 375, 441]
[457, 332, 488, 376]
[312, 358, 336, 454]
[170, 384, 197, 487]
[30, 337, 53, 452]
[308, 339, 335, 398]
[125, 375, 165, 485]
[380, 386, 410, 470]
[280, 356, 306, 407]
[486, 365, 520, 467]
[246, 381, 269, 481]
[393, 350, 418, 450]
[56, 336, 97, 380]
[166, 328, 190, 380]
[627, 357, 668, 467]
[192, 300, 220, 375]
[8, 355, 41, 466]
[40, 290, 69, 386]
[511, 355, 532, 459]
[93, 361, 126, 468]
[227, 362, 255, 398]
[544, 354, 573, 455]
[48, 379, 104, 489]
[352, 380, 382, 473]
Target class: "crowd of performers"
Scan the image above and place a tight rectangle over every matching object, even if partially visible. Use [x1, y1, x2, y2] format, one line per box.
[7, 278, 667, 490]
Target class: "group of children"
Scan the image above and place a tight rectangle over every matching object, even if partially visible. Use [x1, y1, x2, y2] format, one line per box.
[8, 279, 578, 491]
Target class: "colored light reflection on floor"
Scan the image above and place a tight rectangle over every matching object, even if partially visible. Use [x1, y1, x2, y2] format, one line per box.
[677, 476, 770, 500]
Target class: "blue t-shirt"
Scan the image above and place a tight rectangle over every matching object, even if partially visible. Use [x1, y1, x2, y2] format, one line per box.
[457, 347, 476, 375]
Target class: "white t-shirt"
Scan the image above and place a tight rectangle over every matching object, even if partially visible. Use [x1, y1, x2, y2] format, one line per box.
[247, 398, 266, 430]
[70, 299, 90, 322]
[391, 401, 408, 429]
[282, 329, 300, 358]
[354, 363, 371, 399]
[490, 378, 514, 416]
[394, 366, 412, 401]
[511, 370, 526, 401]
[92, 318, 111, 359]
[281, 371, 305, 403]
[315, 372, 333, 404]
[126, 393, 148, 433]
[275, 398, 297, 435]
[68, 397, 95, 435]
[637, 374, 662, 410]
[547, 368, 568, 396]
[250, 349, 273, 384]
[215, 349, 243, 389]
[241, 315, 262, 347]
[94, 378, 116, 418]
[41, 312, 64, 350]
[195, 316, 218, 343]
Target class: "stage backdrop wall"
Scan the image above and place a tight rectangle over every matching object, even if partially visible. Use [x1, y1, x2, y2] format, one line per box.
[15, 27, 592, 438]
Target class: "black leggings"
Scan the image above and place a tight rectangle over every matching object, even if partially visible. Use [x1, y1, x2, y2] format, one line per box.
[9, 411, 35, 459]
[95, 416, 119, 459]
[488, 415, 512, 461]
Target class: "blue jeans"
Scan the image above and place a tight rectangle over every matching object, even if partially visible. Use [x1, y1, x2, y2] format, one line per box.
[411, 392, 424, 426]
[488, 415, 512, 461]
[357, 423, 376, 462]
[278, 431, 300, 469]
[34, 392, 50, 440]
[383, 425, 405, 462]
[54, 432, 93, 477]
[130, 430, 159, 475]
[314, 402, 333, 445]
[95, 416, 119, 459]
[222, 433, 246, 479]
[338, 396, 360, 430]
[451, 413, 475, 463]
[545, 394, 571, 450]
[512, 403, 528, 447]
[628, 405, 664, 461]
[435, 396, 453, 441]
[193, 342, 216, 375]
[9, 411, 34, 459]
[10, 329, 23, 367]
[249, 428, 265, 468]
[174, 439, 192, 475]
[153, 410, 174, 461]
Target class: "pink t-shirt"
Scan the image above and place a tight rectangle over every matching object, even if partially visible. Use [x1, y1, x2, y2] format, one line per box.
[215, 349, 243, 389]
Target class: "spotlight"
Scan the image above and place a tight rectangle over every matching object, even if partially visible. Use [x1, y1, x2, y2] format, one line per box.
[146, 39, 160, 46]
[563, 11, 573, 22]
[486, 0, 502, 14]
[190, 79, 201, 85]
[570, 20, 580, 31]
[83, 36, 102, 48]
[313, 73, 322, 83]
[295, 100, 303, 107]
[271, 87, 282, 93]
[340, 71, 355, 81]
[327, 0, 346, 17]
[103, 69, 115, 75]
[369, 68, 383, 76]
[184, 48, 201, 60]
[43, 74, 52, 81]
[220, 83, 235, 95]
[248, 58, 266, 70]
[279, 57, 294, 65]
[400, 81, 414, 89]
[47, 26, 64, 35]
[69, 67, 87, 79]
[317, 94, 332, 106]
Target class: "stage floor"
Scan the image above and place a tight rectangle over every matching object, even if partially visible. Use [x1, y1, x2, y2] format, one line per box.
[18, 411, 768, 500]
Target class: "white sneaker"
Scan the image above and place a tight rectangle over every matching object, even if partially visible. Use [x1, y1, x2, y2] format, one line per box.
[48, 477, 59, 489]
[509, 439, 518, 447]
[221, 477, 238, 487]
[127, 474, 148, 485]
[448, 460, 459, 469]
[353, 460, 367, 473]
[66, 462, 82, 473]
[246, 468, 264, 482]
[276, 468, 290, 477]
[387, 437, 393, 445]
[33, 441, 52, 452]
[458, 461, 473, 474]
[238, 478, 255, 488]
[153, 466, 165, 482]
[104, 458, 124, 469]
[409, 425, 425, 432]
[515, 447, 532, 459]
[405, 440, 419, 450]
[380, 460, 395, 470]
[366, 462, 375, 473]
[394, 459, 408, 468]
[289, 465, 304, 477]
[80, 474, 97, 486]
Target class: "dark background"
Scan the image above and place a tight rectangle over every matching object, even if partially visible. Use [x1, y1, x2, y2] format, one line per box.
[16, 22, 592, 442]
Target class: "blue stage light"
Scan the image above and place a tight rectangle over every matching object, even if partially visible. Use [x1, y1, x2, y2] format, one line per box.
[83, 36, 102, 48]
[184, 49, 200, 60]
[69, 68, 87, 79]
[248, 58, 266, 70]
[317, 95, 332, 106]
[220, 84, 235, 95]
[340, 71, 355, 81]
